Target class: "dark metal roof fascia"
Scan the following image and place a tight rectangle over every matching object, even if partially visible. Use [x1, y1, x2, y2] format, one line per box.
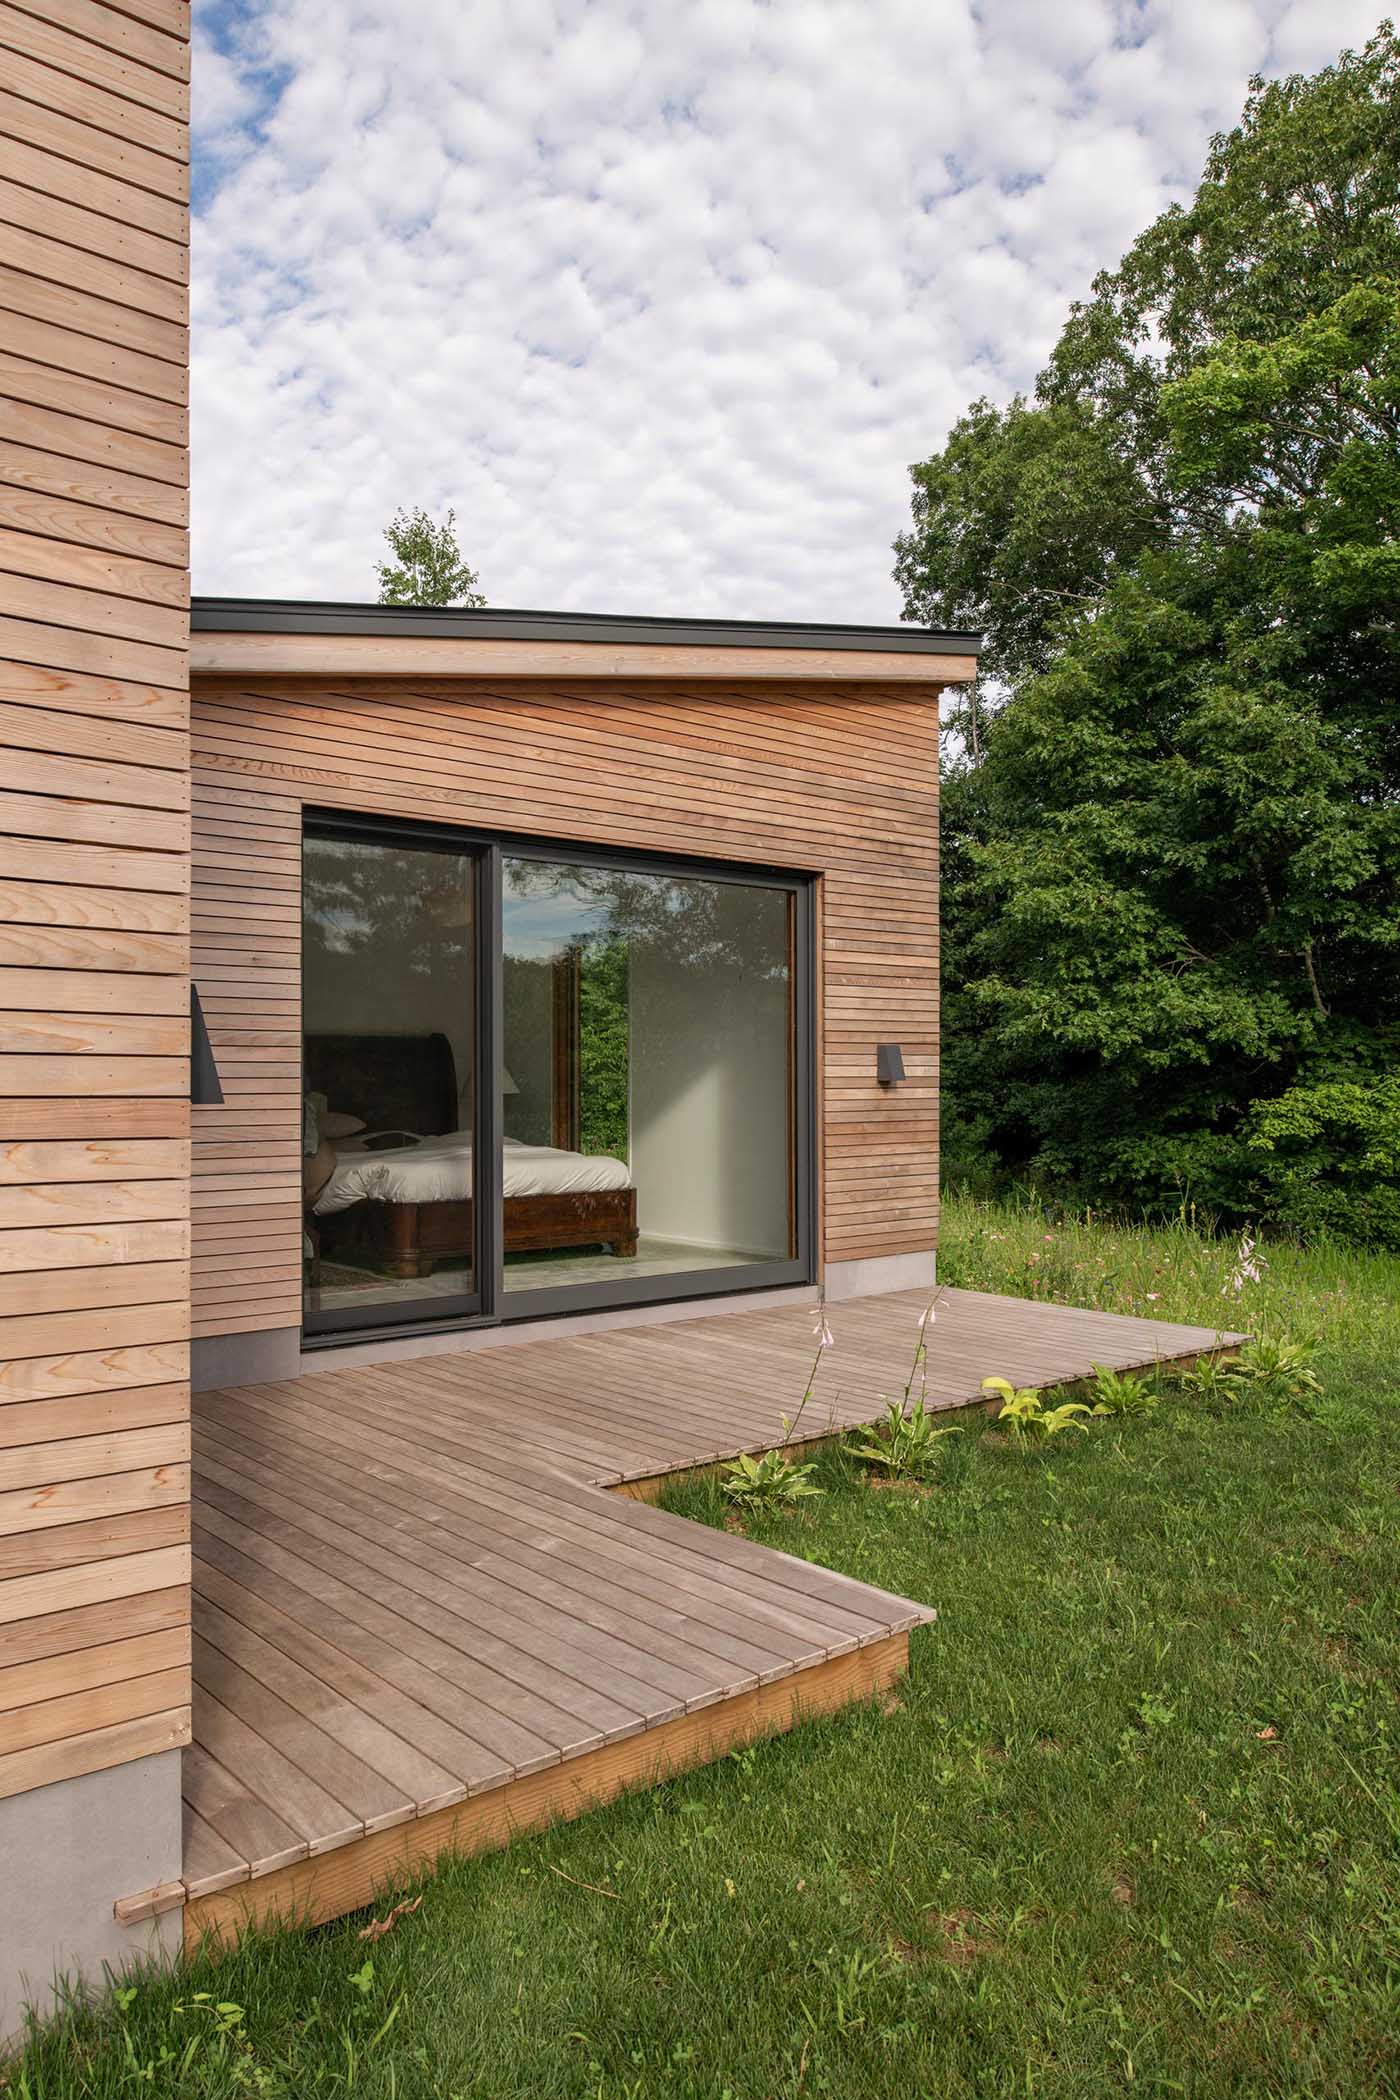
[190, 597, 982, 657]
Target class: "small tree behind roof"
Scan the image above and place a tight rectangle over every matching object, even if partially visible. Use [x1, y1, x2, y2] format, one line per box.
[376, 506, 485, 606]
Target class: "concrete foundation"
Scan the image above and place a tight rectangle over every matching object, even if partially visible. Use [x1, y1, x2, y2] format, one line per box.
[0, 1750, 184, 2052]
[192, 1323, 301, 1392]
[824, 1249, 937, 1301]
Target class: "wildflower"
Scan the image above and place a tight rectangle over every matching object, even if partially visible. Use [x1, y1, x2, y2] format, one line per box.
[1222, 1232, 1266, 1299]
[1146, 1292, 1160, 1302]
[812, 1301, 834, 1349]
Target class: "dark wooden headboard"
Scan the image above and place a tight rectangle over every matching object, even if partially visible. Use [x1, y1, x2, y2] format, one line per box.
[304, 1031, 458, 1137]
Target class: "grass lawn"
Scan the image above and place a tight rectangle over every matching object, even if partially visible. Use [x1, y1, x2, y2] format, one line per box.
[7, 1198, 1399, 2098]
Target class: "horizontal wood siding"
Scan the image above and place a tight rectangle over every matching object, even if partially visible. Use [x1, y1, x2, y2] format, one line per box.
[189, 675, 939, 1338]
[0, 1, 191, 1798]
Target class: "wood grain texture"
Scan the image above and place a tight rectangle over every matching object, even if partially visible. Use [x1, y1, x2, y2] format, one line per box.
[170, 1284, 1239, 1937]
[189, 673, 942, 1332]
[183, 1634, 910, 1941]
[1, 0, 190, 1796]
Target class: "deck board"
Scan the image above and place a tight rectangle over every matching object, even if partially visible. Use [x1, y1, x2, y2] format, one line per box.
[184, 1285, 1241, 1900]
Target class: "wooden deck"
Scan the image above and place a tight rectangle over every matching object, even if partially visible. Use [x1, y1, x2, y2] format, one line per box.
[173, 1286, 1240, 1944]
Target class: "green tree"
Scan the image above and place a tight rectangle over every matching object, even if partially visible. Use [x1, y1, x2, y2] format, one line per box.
[896, 29, 1400, 1245]
[376, 506, 485, 606]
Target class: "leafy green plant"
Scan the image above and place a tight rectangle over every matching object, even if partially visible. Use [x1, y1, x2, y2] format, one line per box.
[376, 504, 484, 606]
[719, 1447, 823, 1513]
[1177, 1351, 1239, 1404]
[983, 1377, 1092, 1444]
[1087, 1363, 1159, 1418]
[1232, 1336, 1325, 1408]
[1180, 1337, 1324, 1413]
[895, 27, 1400, 1253]
[845, 1395, 962, 1482]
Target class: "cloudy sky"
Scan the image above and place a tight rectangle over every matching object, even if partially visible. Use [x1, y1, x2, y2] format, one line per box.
[191, 0, 1383, 621]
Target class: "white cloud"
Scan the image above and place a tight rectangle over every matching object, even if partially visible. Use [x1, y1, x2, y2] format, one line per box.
[190, 0, 1386, 619]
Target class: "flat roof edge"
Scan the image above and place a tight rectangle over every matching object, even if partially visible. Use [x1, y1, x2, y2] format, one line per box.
[190, 597, 982, 657]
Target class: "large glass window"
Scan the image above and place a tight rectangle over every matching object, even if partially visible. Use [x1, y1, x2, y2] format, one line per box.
[501, 855, 796, 1298]
[301, 814, 809, 1342]
[302, 832, 480, 1334]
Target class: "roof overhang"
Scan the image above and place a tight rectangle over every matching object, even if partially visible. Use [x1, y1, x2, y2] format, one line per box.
[190, 599, 981, 685]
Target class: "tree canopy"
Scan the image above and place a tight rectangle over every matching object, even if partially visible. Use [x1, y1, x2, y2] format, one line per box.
[376, 506, 485, 606]
[895, 28, 1400, 1245]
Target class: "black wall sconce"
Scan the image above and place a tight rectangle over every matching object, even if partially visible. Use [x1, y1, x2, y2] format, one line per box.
[191, 984, 225, 1105]
[876, 1042, 906, 1088]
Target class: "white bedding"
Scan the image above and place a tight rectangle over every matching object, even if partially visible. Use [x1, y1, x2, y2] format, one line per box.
[314, 1130, 631, 1216]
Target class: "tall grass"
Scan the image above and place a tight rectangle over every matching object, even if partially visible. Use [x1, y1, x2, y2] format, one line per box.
[939, 1188, 1396, 1379]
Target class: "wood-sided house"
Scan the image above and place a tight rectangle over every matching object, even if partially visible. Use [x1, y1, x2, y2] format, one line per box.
[0, 0, 999, 2027]
[188, 599, 973, 1375]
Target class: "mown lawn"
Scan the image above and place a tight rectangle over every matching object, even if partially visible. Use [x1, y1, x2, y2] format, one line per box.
[7, 1199, 1400, 2098]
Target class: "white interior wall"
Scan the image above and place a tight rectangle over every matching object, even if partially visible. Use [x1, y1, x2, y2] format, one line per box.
[631, 889, 790, 1255]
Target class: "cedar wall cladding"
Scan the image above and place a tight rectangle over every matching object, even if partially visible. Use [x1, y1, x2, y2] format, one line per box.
[189, 676, 940, 1339]
[0, 2, 192, 1798]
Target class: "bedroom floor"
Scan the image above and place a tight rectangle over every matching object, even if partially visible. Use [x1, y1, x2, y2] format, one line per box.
[304, 1235, 756, 1315]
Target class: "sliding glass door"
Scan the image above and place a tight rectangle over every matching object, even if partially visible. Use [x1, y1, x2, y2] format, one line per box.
[302, 812, 812, 1343]
[501, 853, 802, 1307]
[301, 826, 485, 1336]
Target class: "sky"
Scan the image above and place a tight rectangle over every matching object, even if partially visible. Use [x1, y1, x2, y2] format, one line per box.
[190, 0, 1386, 622]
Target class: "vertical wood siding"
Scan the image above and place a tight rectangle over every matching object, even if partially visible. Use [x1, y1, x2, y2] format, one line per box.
[0, 0, 191, 1799]
[189, 676, 939, 1340]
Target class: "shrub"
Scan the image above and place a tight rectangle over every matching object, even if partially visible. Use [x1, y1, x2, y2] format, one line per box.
[1241, 1073, 1400, 1251]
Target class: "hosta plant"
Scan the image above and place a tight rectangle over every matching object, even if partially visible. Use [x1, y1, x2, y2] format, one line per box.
[1180, 1337, 1323, 1411]
[1088, 1364, 1159, 1418]
[719, 1447, 823, 1513]
[983, 1377, 1092, 1444]
[1232, 1336, 1325, 1408]
[1178, 1351, 1242, 1405]
[845, 1396, 962, 1483]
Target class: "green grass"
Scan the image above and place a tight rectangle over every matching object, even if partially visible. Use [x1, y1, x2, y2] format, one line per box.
[7, 1197, 1400, 2098]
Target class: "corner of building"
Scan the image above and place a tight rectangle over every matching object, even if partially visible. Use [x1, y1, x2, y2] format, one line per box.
[824, 1250, 937, 1300]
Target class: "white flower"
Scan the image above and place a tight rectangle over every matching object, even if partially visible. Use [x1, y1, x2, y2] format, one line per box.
[1223, 1232, 1267, 1298]
[812, 1303, 834, 1349]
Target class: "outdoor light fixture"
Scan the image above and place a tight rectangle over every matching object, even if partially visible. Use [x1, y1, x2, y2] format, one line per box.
[190, 984, 224, 1105]
[876, 1043, 906, 1087]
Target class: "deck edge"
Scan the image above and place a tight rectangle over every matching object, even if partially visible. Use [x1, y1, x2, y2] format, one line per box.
[182, 1630, 911, 1950]
[606, 1333, 1246, 1503]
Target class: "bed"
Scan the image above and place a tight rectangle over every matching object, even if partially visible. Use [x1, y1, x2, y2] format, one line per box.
[305, 1031, 638, 1280]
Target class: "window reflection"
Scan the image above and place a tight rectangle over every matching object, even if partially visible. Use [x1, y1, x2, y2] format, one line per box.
[502, 858, 794, 1293]
[302, 836, 477, 1325]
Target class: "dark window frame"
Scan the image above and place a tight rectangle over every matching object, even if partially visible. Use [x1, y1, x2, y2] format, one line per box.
[300, 821, 492, 1340]
[301, 807, 816, 1347]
